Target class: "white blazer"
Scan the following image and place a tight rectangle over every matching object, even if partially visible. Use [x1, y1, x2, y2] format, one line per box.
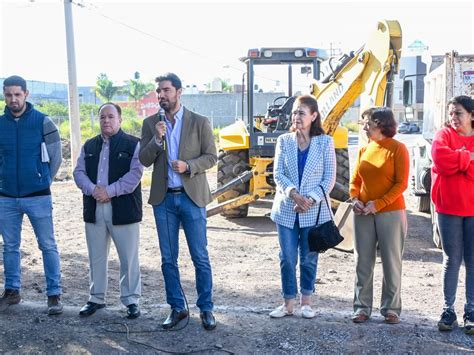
[270, 132, 336, 229]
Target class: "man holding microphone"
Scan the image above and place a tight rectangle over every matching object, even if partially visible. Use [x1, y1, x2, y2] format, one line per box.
[139, 73, 217, 330]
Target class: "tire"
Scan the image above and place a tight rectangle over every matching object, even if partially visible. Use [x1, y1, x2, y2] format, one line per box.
[217, 149, 250, 218]
[330, 148, 350, 202]
[415, 194, 431, 213]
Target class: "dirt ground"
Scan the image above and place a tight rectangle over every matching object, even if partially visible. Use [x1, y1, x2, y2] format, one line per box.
[0, 170, 473, 354]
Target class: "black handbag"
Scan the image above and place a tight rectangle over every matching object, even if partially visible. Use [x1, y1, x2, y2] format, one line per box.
[308, 186, 344, 253]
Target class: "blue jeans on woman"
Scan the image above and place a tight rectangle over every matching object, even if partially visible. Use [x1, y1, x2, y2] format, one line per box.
[0, 195, 62, 296]
[152, 192, 213, 312]
[438, 213, 474, 313]
[276, 222, 318, 299]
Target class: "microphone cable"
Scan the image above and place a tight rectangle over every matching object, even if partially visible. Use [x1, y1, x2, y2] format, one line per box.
[161, 116, 190, 331]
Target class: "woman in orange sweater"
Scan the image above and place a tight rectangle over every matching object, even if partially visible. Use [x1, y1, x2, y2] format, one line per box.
[431, 95, 474, 334]
[350, 107, 409, 325]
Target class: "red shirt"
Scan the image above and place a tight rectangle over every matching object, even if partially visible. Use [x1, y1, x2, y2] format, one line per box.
[431, 127, 474, 216]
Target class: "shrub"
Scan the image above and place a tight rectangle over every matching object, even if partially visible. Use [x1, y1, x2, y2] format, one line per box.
[121, 118, 143, 137]
[59, 118, 143, 142]
[59, 119, 100, 142]
[37, 101, 69, 117]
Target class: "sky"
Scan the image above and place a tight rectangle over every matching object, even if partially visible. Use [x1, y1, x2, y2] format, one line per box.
[1, 0, 473, 90]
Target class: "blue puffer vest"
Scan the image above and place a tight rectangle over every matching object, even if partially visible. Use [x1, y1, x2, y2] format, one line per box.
[0, 102, 52, 197]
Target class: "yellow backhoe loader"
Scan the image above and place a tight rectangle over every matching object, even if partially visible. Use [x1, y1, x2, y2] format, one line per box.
[208, 20, 402, 220]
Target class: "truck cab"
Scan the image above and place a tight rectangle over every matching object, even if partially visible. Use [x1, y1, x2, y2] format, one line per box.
[406, 51, 474, 247]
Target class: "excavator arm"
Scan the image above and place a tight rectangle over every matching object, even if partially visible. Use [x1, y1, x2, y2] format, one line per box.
[313, 20, 402, 136]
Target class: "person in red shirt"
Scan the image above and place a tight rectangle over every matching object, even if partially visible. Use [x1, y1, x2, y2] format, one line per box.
[431, 95, 474, 334]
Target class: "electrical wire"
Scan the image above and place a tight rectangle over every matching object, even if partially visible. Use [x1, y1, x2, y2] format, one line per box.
[163, 117, 191, 331]
[70, 0, 243, 74]
[69, 0, 287, 87]
[102, 322, 234, 354]
[163, 186, 191, 331]
[99, 138, 229, 352]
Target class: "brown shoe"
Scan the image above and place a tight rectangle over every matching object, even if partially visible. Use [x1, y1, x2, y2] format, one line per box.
[352, 312, 369, 323]
[0, 289, 21, 312]
[385, 313, 400, 324]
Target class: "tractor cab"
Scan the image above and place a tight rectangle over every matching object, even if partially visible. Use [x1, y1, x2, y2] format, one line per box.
[240, 47, 327, 157]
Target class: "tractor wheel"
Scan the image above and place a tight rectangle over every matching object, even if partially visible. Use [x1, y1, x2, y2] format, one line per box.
[330, 148, 350, 202]
[217, 149, 250, 218]
[415, 194, 431, 213]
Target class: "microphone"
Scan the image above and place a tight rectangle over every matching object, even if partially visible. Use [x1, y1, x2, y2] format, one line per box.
[158, 108, 166, 150]
[158, 108, 166, 123]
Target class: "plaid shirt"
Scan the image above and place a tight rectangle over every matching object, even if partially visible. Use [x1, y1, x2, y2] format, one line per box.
[270, 132, 336, 229]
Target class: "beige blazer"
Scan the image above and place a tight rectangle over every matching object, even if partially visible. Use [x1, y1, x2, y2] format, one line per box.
[139, 107, 217, 207]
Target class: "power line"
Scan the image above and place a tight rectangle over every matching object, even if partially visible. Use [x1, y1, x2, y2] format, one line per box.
[70, 0, 244, 75]
[69, 1, 288, 87]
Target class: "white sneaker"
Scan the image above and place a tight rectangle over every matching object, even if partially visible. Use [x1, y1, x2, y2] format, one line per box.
[301, 305, 315, 319]
[269, 304, 293, 318]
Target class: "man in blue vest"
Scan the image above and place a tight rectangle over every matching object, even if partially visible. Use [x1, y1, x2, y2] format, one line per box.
[73, 102, 143, 319]
[0, 75, 63, 315]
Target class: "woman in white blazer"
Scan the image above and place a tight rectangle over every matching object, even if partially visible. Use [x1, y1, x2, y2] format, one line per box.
[269, 95, 336, 319]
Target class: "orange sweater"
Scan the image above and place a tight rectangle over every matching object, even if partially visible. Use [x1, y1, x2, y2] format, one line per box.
[350, 137, 409, 213]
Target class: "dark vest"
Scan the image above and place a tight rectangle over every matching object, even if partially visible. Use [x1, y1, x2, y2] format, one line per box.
[83, 129, 142, 225]
[0, 103, 52, 197]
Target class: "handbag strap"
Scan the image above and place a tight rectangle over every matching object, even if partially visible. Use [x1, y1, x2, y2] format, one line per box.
[315, 185, 334, 225]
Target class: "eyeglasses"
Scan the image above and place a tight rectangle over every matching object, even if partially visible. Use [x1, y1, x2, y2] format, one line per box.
[357, 119, 374, 127]
[448, 110, 465, 117]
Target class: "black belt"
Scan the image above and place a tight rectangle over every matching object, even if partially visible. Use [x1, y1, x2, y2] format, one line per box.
[167, 187, 185, 193]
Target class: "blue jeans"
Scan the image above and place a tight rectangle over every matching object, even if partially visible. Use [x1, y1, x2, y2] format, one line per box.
[438, 213, 474, 313]
[276, 222, 318, 299]
[152, 192, 213, 312]
[0, 196, 62, 296]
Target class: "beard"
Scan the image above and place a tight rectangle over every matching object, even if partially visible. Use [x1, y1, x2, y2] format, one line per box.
[160, 100, 178, 113]
[8, 102, 25, 114]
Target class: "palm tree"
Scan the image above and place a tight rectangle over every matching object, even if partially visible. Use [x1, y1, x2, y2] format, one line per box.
[221, 78, 233, 93]
[126, 78, 154, 109]
[94, 73, 118, 102]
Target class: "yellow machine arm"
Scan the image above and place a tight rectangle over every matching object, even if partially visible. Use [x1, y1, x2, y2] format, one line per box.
[312, 20, 402, 136]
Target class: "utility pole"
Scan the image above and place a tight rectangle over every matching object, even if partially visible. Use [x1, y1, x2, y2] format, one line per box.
[63, 0, 81, 169]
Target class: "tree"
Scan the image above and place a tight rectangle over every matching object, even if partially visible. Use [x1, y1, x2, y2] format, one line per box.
[221, 78, 233, 93]
[125, 77, 153, 108]
[94, 73, 119, 102]
[205, 78, 232, 93]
